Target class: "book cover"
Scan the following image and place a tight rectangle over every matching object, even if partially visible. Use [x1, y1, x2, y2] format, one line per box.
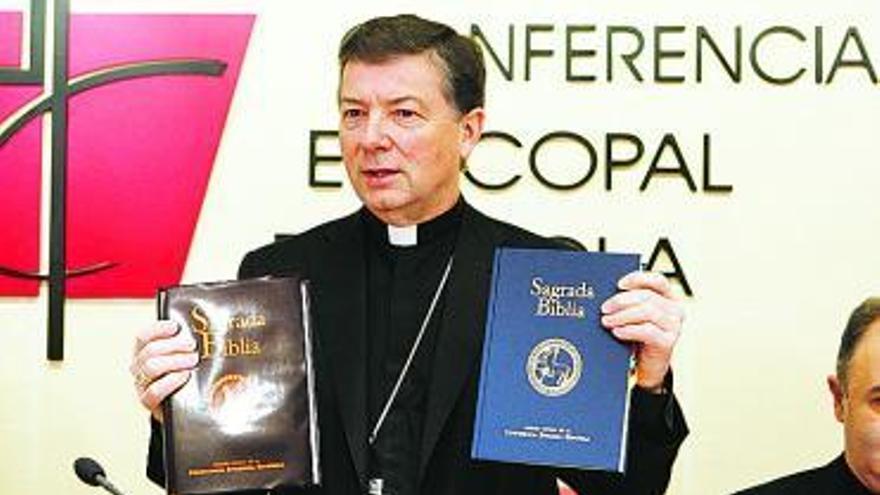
[159, 277, 319, 494]
[471, 248, 639, 472]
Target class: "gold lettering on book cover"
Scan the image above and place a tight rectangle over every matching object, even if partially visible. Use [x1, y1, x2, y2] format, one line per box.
[190, 305, 265, 359]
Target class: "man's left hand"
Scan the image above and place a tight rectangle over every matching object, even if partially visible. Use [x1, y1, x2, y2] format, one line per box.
[600, 271, 684, 393]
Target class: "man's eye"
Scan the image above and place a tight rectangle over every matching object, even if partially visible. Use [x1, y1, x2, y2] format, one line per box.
[342, 109, 364, 119]
[394, 109, 418, 120]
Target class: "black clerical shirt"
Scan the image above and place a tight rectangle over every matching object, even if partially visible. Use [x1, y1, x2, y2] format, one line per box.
[362, 202, 463, 495]
[734, 454, 874, 494]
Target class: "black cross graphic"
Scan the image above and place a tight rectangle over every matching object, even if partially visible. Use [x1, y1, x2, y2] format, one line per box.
[0, 0, 228, 360]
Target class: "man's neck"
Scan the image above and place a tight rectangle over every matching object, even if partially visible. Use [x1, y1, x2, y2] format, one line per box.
[369, 194, 461, 227]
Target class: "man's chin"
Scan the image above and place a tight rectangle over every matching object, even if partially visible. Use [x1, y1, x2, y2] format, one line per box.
[858, 467, 880, 493]
[362, 194, 413, 221]
[366, 194, 407, 212]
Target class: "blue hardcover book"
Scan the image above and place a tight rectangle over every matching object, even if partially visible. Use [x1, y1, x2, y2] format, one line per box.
[471, 247, 639, 472]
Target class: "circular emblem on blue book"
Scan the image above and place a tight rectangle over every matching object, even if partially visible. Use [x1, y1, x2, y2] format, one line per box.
[526, 338, 583, 397]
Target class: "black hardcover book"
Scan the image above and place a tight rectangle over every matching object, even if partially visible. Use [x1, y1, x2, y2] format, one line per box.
[159, 277, 320, 494]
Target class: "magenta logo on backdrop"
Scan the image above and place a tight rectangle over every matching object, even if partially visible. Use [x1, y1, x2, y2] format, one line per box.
[0, 1, 254, 359]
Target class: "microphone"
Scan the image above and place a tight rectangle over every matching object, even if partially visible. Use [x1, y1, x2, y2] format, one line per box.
[73, 457, 127, 495]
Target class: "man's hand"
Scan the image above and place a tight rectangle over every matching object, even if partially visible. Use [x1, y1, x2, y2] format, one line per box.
[129, 321, 199, 421]
[600, 271, 684, 393]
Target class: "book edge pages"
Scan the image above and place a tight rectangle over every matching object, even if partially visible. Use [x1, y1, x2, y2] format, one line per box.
[616, 254, 640, 473]
[301, 279, 321, 485]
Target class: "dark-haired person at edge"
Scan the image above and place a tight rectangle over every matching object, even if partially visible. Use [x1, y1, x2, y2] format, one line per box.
[734, 298, 880, 495]
[129, 14, 688, 495]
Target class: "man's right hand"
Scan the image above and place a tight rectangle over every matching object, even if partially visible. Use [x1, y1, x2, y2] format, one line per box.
[129, 321, 199, 421]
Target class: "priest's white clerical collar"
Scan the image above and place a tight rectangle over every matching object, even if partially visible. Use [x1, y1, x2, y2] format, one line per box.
[387, 224, 418, 247]
[362, 199, 463, 248]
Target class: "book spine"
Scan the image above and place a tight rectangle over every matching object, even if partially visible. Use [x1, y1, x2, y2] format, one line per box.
[156, 288, 178, 493]
[472, 248, 505, 458]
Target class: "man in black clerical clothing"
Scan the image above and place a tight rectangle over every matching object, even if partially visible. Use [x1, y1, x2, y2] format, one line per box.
[735, 298, 880, 495]
[130, 14, 688, 494]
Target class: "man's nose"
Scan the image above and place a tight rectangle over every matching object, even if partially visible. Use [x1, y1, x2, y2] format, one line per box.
[362, 113, 392, 150]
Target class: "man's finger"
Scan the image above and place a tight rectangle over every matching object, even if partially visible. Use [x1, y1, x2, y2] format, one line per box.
[618, 271, 675, 300]
[133, 320, 179, 355]
[139, 370, 191, 413]
[601, 289, 653, 314]
[137, 328, 197, 364]
[138, 351, 199, 385]
[602, 300, 682, 332]
[608, 322, 674, 348]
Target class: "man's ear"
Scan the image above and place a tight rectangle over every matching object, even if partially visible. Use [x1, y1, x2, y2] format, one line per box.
[458, 107, 485, 160]
[828, 374, 846, 423]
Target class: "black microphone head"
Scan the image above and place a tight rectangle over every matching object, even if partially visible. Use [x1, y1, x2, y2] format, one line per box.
[74, 457, 105, 486]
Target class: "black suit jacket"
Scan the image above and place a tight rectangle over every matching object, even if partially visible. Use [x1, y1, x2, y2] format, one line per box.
[733, 454, 873, 495]
[148, 201, 688, 494]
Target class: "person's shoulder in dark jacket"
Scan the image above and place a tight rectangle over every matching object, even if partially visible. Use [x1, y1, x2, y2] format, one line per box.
[733, 455, 870, 495]
[238, 210, 360, 279]
[466, 203, 564, 250]
[734, 465, 830, 494]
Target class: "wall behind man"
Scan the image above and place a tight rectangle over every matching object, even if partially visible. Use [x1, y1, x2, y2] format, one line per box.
[1, 0, 878, 494]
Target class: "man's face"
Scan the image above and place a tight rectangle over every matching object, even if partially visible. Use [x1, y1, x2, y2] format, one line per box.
[338, 53, 483, 225]
[829, 319, 880, 492]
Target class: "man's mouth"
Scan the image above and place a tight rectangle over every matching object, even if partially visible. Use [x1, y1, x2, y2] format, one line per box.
[362, 168, 399, 179]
